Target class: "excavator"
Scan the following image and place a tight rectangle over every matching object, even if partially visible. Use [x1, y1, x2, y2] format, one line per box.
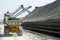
[0, 5, 31, 37]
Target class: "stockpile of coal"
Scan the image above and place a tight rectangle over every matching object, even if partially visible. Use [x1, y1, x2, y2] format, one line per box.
[23, 0, 60, 22]
[22, 0, 60, 38]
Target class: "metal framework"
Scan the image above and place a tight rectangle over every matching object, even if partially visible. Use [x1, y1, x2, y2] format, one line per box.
[10, 5, 31, 18]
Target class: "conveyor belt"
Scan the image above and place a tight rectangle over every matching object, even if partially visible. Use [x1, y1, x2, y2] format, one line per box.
[23, 25, 60, 38]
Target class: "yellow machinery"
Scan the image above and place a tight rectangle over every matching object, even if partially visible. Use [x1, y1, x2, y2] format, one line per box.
[9, 25, 19, 33]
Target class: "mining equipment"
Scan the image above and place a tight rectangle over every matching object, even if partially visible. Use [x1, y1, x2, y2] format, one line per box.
[0, 5, 31, 37]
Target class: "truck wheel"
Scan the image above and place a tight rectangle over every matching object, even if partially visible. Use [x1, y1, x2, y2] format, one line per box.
[17, 26, 23, 36]
[4, 26, 10, 36]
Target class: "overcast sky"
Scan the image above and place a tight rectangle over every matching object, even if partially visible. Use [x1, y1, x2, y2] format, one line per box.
[0, 0, 56, 21]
